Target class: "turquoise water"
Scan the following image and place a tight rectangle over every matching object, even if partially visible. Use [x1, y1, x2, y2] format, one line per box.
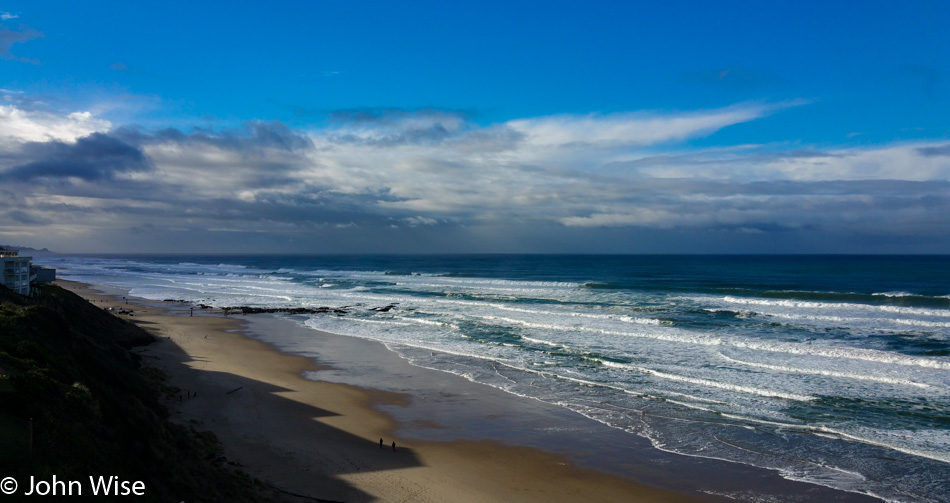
[42, 254, 950, 502]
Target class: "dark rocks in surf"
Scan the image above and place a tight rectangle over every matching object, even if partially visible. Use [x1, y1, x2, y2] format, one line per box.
[222, 306, 348, 315]
[215, 303, 398, 317]
[370, 303, 398, 312]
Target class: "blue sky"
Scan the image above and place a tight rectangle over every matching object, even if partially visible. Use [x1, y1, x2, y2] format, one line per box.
[1, 1, 949, 253]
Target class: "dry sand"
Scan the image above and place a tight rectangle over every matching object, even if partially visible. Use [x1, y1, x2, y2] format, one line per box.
[58, 280, 712, 503]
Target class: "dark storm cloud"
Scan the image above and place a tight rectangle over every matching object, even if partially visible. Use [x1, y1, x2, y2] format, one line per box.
[2, 133, 153, 181]
[0, 115, 388, 233]
[107, 122, 316, 193]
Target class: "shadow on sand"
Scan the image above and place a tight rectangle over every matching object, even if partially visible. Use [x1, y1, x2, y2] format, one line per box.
[157, 341, 421, 503]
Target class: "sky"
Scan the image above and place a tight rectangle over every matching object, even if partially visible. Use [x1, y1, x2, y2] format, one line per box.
[1, 0, 949, 254]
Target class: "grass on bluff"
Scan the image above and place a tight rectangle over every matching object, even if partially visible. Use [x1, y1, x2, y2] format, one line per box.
[0, 284, 287, 502]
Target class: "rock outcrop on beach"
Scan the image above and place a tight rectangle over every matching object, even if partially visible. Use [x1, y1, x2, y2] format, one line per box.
[223, 305, 353, 315]
[181, 302, 401, 316]
[0, 284, 286, 502]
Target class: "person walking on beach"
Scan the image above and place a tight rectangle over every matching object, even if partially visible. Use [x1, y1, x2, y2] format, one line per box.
[392, 441, 396, 452]
[379, 438, 383, 448]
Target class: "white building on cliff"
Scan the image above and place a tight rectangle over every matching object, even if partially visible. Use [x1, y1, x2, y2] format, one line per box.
[1, 248, 32, 296]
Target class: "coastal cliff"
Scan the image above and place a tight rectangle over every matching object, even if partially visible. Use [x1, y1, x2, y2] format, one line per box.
[0, 284, 283, 501]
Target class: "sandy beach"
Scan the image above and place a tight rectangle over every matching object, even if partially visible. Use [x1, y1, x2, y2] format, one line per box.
[57, 279, 714, 503]
[54, 279, 887, 503]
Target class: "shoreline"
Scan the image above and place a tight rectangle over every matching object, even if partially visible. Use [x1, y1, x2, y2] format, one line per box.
[57, 279, 883, 502]
[56, 280, 711, 502]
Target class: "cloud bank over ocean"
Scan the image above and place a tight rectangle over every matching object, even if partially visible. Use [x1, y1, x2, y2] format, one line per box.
[0, 2, 947, 253]
[2, 98, 949, 253]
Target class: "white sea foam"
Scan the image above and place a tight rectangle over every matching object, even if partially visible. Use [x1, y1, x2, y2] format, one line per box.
[478, 313, 950, 370]
[432, 277, 580, 289]
[477, 314, 714, 347]
[872, 291, 921, 298]
[338, 318, 413, 327]
[717, 295, 950, 319]
[42, 254, 950, 503]
[520, 336, 561, 347]
[488, 303, 664, 325]
[729, 339, 950, 370]
[716, 352, 934, 389]
[816, 426, 950, 464]
[765, 311, 950, 329]
[394, 316, 460, 331]
[599, 361, 815, 401]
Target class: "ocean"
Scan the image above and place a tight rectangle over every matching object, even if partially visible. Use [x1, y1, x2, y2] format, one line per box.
[38, 254, 950, 502]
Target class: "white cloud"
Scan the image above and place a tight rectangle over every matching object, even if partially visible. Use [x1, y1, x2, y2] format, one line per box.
[4, 100, 950, 252]
[631, 142, 950, 183]
[507, 103, 773, 148]
[403, 216, 439, 226]
[0, 12, 18, 20]
[767, 144, 950, 182]
[0, 105, 111, 145]
[560, 209, 681, 228]
[271, 104, 808, 225]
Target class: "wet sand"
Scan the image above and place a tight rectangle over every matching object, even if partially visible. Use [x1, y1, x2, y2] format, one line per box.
[57, 280, 880, 503]
[57, 280, 710, 502]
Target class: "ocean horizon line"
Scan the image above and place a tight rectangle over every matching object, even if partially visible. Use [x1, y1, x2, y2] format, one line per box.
[28, 251, 950, 257]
